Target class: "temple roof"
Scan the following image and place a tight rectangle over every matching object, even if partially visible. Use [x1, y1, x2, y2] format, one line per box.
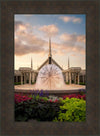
[80, 70, 86, 75]
[19, 67, 32, 71]
[14, 70, 21, 76]
[37, 57, 63, 71]
[68, 67, 81, 72]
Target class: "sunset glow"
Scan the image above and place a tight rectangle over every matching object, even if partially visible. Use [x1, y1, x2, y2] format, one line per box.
[14, 14, 86, 70]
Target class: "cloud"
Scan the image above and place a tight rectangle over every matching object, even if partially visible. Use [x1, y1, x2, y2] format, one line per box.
[71, 54, 76, 56]
[14, 21, 85, 57]
[72, 18, 82, 23]
[15, 21, 33, 33]
[77, 35, 85, 43]
[48, 39, 85, 56]
[59, 44, 85, 56]
[15, 21, 23, 31]
[58, 33, 85, 55]
[60, 33, 77, 43]
[59, 16, 82, 23]
[15, 37, 47, 56]
[15, 21, 48, 56]
[39, 24, 59, 37]
[60, 33, 85, 43]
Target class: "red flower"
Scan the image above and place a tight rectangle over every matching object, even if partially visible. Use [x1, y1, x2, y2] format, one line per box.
[62, 94, 86, 100]
[54, 99, 58, 103]
[15, 94, 32, 103]
[49, 99, 52, 102]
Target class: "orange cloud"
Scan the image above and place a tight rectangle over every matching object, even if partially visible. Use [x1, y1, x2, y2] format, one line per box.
[18, 25, 26, 31]
[39, 24, 59, 37]
[60, 33, 85, 43]
[77, 35, 86, 43]
[59, 16, 82, 23]
[71, 54, 76, 56]
[14, 21, 85, 57]
[60, 33, 77, 42]
[73, 18, 82, 23]
[15, 21, 48, 56]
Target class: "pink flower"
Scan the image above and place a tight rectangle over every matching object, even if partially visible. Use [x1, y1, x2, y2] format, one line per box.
[54, 99, 58, 103]
[15, 94, 32, 103]
[49, 99, 52, 102]
[62, 94, 86, 100]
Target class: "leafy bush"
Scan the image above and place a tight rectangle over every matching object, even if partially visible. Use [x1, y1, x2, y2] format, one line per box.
[31, 100, 61, 121]
[53, 98, 86, 122]
[15, 95, 61, 121]
[79, 82, 86, 85]
[14, 82, 21, 85]
[15, 94, 86, 122]
[29, 94, 49, 102]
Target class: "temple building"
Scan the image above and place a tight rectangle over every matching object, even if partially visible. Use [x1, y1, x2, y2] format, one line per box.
[14, 38, 86, 85]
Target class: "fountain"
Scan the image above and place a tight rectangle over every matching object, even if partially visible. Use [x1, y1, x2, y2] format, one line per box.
[15, 38, 86, 94]
[35, 64, 65, 90]
[35, 38, 66, 90]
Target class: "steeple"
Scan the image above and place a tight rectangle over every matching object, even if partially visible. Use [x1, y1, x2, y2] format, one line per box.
[68, 57, 70, 69]
[31, 57, 33, 70]
[48, 37, 52, 58]
[48, 37, 52, 64]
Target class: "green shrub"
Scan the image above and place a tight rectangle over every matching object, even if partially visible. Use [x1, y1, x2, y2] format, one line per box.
[31, 81, 36, 84]
[15, 98, 61, 121]
[14, 82, 21, 85]
[53, 98, 86, 122]
[15, 95, 86, 122]
[33, 100, 61, 121]
[29, 94, 49, 101]
[79, 82, 86, 85]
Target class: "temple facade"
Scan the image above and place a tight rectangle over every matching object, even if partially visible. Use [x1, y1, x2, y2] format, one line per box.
[14, 38, 86, 85]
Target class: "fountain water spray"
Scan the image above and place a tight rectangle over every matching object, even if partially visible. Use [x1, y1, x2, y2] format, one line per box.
[35, 64, 65, 90]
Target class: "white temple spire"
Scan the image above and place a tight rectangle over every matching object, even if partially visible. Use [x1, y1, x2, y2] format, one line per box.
[31, 57, 33, 70]
[48, 37, 52, 57]
[68, 57, 70, 69]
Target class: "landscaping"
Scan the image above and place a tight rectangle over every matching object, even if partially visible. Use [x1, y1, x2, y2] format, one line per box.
[14, 82, 21, 85]
[15, 91, 86, 122]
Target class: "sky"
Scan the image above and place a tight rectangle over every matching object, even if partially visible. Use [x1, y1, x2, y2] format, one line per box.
[14, 14, 86, 70]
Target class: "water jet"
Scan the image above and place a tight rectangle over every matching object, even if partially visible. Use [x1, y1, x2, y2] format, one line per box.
[35, 64, 65, 90]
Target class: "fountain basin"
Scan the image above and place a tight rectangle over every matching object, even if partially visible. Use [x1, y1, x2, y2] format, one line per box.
[15, 84, 86, 97]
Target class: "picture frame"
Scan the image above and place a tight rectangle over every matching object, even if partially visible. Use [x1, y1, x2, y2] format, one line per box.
[0, 0, 99, 135]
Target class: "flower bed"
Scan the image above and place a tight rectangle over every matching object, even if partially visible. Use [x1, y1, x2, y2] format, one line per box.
[15, 92, 86, 122]
[15, 94, 61, 121]
[15, 94, 32, 103]
[62, 94, 86, 100]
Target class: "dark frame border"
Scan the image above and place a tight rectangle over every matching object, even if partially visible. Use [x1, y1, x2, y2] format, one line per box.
[0, 0, 99, 135]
